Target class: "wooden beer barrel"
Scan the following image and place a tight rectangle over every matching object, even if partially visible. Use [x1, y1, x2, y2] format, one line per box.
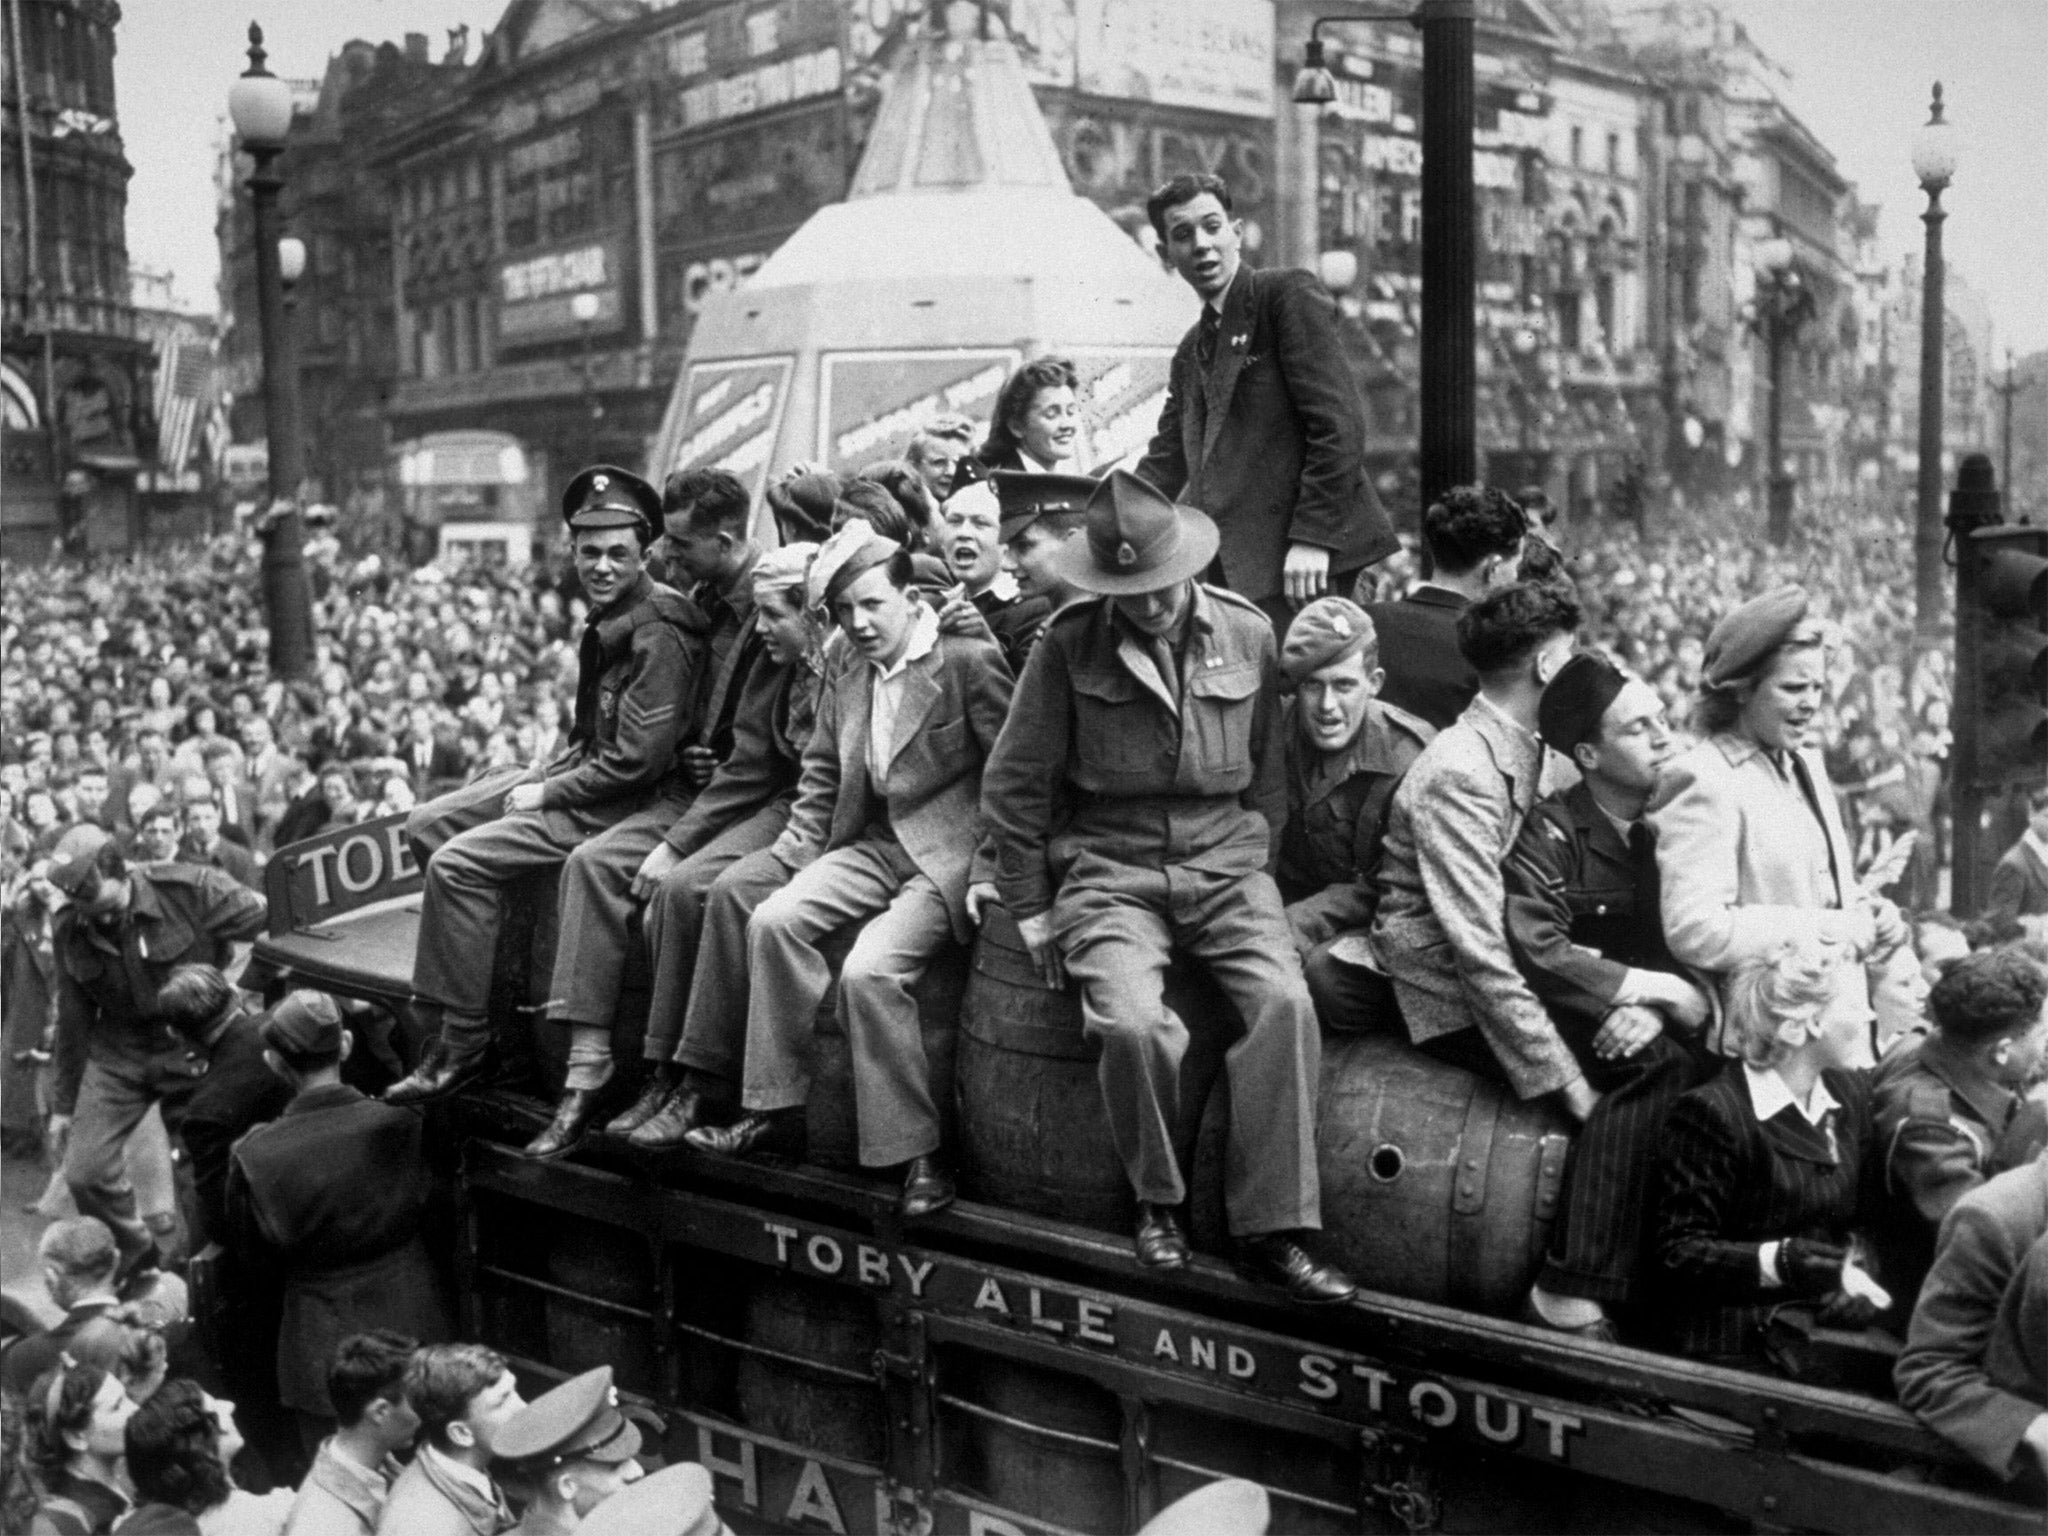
[542, 1213, 659, 1395]
[958, 909, 1237, 1242]
[803, 927, 968, 1172]
[1316, 1033, 1572, 1315]
[735, 1273, 885, 1464]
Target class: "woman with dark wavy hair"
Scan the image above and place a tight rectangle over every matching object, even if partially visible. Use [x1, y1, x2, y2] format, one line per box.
[978, 356, 1081, 474]
[122, 1380, 291, 1536]
[19, 1359, 137, 1535]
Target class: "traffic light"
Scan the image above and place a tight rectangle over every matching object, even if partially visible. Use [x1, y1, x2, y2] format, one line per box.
[1966, 524, 2048, 790]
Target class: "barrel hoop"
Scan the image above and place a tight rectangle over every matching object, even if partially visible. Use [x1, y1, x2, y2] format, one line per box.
[1451, 1083, 1496, 1218]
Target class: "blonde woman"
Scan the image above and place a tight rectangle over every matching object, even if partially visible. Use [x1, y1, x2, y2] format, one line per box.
[1652, 939, 1885, 1368]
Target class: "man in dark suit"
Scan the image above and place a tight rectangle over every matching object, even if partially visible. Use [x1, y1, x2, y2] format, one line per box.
[226, 991, 449, 1448]
[395, 705, 470, 799]
[1135, 173, 1396, 628]
[1364, 485, 1528, 731]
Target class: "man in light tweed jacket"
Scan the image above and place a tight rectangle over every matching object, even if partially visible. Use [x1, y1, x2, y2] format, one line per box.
[1306, 582, 1594, 1119]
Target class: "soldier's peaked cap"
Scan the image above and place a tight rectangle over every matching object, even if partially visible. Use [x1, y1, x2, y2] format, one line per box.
[47, 823, 113, 896]
[492, 1365, 644, 1467]
[562, 466, 660, 536]
[585, 1462, 727, 1536]
[1048, 469, 1219, 597]
[992, 470, 1099, 544]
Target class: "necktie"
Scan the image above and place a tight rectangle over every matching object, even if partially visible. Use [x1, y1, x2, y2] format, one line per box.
[1198, 305, 1221, 367]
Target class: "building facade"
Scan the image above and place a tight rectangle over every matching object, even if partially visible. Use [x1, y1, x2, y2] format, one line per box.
[1, 0, 148, 556]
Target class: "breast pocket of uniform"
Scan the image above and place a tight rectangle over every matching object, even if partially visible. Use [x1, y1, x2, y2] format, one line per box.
[1187, 662, 1262, 773]
[1070, 669, 1154, 779]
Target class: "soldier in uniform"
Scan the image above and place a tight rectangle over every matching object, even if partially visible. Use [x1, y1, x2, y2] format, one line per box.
[582, 1463, 730, 1536]
[491, 1366, 647, 1535]
[1273, 597, 1433, 955]
[1873, 948, 2048, 1308]
[387, 467, 710, 1108]
[1500, 654, 1714, 1339]
[978, 470, 1356, 1301]
[610, 543, 824, 1148]
[225, 991, 449, 1448]
[686, 524, 1014, 1221]
[515, 473, 760, 1158]
[41, 822, 267, 1279]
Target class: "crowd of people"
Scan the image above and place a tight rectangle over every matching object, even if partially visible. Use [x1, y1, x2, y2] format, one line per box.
[7, 168, 2048, 1534]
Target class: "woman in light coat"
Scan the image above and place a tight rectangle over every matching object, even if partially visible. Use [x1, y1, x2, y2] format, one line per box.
[1649, 585, 1904, 1063]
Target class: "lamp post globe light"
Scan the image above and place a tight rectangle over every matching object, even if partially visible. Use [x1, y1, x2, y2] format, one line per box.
[228, 21, 315, 681]
[1911, 81, 1957, 644]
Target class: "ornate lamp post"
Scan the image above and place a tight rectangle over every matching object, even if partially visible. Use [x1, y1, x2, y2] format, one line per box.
[1748, 235, 1813, 545]
[227, 22, 314, 680]
[1910, 82, 1957, 644]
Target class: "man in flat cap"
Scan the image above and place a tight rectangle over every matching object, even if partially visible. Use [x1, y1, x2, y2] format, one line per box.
[686, 523, 1013, 1221]
[516, 470, 761, 1158]
[227, 989, 449, 1447]
[1275, 597, 1434, 956]
[492, 1366, 646, 1534]
[979, 470, 1356, 1302]
[612, 543, 825, 1149]
[1500, 654, 1713, 1340]
[42, 822, 268, 1282]
[388, 466, 712, 1106]
[1135, 173, 1396, 629]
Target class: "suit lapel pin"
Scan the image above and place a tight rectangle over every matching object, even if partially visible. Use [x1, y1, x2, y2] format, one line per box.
[1230, 333, 1248, 349]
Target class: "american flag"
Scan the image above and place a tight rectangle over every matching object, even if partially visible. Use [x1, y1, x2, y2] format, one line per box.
[154, 332, 216, 475]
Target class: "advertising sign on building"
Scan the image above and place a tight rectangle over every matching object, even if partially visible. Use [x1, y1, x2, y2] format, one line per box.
[1063, 347, 1175, 469]
[1043, 93, 1274, 247]
[663, 356, 796, 501]
[1075, 0, 1275, 119]
[497, 239, 626, 344]
[654, 105, 846, 250]
[653, 0, 845, 137]
[818, 349, 1021, 470]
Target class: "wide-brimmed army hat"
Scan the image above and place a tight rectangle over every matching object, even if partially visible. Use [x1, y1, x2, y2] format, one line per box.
[1047, 469, 1218, 597]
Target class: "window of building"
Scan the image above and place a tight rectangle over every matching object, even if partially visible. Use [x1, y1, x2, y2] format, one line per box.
[1681, 266, 1700, 326]
[1606, 131, 1620, 175]
[1569, 125, 1583, 167]
[1555, 290, 1581, 352]
[1594, 272, 1616, 351]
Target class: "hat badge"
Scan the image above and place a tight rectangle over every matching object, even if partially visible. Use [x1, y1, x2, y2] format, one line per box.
[1331, 616, 1351, 637]
[607, 1387, 619, 1408]
[592, 474, 609, 493]
[1116, 541, 1137, 568]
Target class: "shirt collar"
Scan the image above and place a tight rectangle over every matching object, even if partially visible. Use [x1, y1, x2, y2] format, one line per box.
[1019, 446, 1060, 474]
[1472, 692, 1540, 751]
[872, 603, 940, 682]
[422, 1443, 495, 1500]
[1742, 1062, 1840, 1127]
[976, 568, 1020, 604]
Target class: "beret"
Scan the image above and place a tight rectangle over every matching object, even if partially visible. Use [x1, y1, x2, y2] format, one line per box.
[766, 472, 842, 544]
[1702, 585, 1811, 686]
[751, 542, 818, 600]
[493, 1365, 644, 1468]
[261, 990, 344, 1058]
[808, 523, 902, 613]
[1279, 597, 1377, 685]
[1537, 652, 1628, 755]
[561, 466, 660, 535]
[46, 823, 112, 896]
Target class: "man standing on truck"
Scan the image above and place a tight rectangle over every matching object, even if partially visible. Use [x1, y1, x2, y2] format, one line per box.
[41, 823, 268, 1283]
[977, 470, 1357, 1302]
[386, 467, 710, 1107]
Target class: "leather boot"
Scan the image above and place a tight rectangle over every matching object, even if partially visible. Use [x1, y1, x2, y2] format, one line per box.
[604, 1073, 676, 1137]
[684, 1108, 805, 1162]
[625, 1080, 734, 1149]
[523, 1088, 601, 1161]
[385, 1028, 491, 1106]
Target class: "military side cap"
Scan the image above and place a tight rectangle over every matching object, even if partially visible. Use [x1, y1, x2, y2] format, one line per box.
[562, 466, 660, 535]
[1050, 469, 1219, 597]
[992, 470, 1098, 545]
[1280, 596, 1376, 685]
[47, 823, 113, 896]
[586, 1461, 727, 1536]
[493, 1366, 643, 1468]
[1537, 652, 1628, 755]
[261, 990, 344, 1058]
[1702, 584, 1811, 686]
[808, 522, 902, 613]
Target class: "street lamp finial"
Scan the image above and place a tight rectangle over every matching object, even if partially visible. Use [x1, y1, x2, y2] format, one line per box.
[245, 22, 269, 78]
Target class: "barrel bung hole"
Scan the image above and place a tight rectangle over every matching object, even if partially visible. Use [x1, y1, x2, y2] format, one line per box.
[1369, 1143, 1404, 1183]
